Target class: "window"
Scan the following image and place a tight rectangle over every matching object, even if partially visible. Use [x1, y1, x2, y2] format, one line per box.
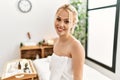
[86, 0, 119, 72]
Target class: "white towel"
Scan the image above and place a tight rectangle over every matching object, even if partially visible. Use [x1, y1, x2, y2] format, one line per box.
[49, 53, 73, 80]
[33, 53, 73, 80]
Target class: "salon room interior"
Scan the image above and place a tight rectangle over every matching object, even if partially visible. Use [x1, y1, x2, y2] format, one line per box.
[0, 0, 120, 80]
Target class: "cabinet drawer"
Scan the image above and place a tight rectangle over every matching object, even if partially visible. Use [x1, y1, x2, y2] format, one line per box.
[21, 49, 41, 60]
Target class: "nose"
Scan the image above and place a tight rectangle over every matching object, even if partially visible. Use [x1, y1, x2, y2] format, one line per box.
[59, 21, 64, 27]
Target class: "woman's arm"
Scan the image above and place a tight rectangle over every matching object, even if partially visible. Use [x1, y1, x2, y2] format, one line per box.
[71, 41, 85, 80]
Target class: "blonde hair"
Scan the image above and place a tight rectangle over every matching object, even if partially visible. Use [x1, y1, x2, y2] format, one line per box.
[56, 4, 78, 24]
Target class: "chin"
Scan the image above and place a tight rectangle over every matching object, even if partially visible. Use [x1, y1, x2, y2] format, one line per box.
[57, 32, 65, 36]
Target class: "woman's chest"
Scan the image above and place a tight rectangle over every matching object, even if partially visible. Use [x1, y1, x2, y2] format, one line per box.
[53, 43, 71, 57]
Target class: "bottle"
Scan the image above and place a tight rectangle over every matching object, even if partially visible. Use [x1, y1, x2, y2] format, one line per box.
[18, 61, 21, 69]
[36, 54, 39, 59]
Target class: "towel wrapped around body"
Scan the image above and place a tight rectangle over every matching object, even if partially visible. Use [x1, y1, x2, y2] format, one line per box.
[33, 53, 73, 80]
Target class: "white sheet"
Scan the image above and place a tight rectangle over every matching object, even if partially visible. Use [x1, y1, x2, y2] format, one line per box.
[33, 57, 51, 80]
[33, 56, 111, 80]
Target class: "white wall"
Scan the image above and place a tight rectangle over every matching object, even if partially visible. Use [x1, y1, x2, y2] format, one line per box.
[0, 0, 69, 76]
[86, 6, 120, 80]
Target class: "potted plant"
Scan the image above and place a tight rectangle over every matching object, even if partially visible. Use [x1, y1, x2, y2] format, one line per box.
[70, 0, 87, 47]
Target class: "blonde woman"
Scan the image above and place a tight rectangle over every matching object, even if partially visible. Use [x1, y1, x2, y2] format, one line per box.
[50, 4, 85, 80]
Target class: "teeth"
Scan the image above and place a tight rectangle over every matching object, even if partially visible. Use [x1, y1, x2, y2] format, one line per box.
[58, 27, 64, 30]
[58, 28, 63, 31]
[56, 27, 65, 32]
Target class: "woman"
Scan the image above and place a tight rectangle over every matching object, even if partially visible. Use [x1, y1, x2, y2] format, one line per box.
[49, 4, 85, 80]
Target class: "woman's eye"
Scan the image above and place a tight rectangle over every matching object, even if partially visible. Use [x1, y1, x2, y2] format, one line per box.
[64, 20, 69, 24]
[56, 18, 61, 21]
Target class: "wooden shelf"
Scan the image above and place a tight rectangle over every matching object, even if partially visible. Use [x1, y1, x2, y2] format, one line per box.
[20, 45, 53, 60]
[20, 46, 40, 50]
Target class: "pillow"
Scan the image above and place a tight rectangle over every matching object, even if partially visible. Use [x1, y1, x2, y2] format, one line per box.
[33, 58, 50, 80]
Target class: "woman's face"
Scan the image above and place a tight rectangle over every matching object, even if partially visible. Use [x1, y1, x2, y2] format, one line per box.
[54, 9, 74, 37]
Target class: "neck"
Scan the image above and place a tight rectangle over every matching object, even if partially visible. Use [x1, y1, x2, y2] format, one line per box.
[59, 34, 71, 42]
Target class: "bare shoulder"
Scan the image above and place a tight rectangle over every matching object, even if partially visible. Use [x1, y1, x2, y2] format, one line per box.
[71, 38, 84, 51]
[70, 38, 85, 59]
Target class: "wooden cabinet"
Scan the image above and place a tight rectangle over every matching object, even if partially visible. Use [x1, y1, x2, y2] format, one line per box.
[20, 45, 53, 60]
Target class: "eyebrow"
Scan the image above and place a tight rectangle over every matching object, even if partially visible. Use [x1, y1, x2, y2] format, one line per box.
[57, 16, 69, 21]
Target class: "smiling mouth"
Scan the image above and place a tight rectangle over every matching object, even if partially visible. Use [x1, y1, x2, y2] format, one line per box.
[57, 27, 65, 32]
